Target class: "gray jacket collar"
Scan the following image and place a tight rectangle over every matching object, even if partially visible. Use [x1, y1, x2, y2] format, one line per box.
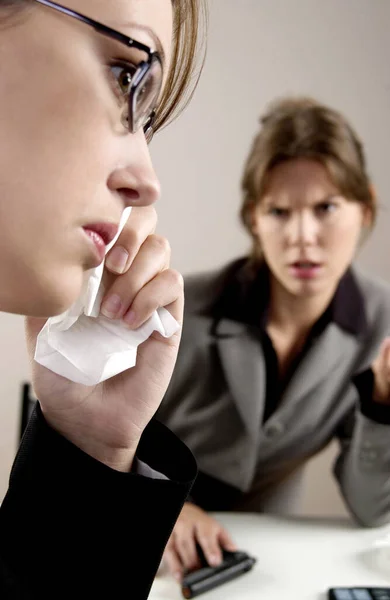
[211, 258, 367, 338]
[211, 259, 366, 440]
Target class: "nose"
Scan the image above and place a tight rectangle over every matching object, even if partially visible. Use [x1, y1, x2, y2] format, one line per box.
[107, 131, 161, 208]
[287, 210, 318, 247]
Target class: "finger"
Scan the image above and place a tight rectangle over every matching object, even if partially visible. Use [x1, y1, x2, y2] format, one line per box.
[101, 234, 171, 320]
[374, 338, 390, 384]
[164, 545, 184, 582]
[218, 527, 238, 552]
[122, 269, 184, 330]
[383, 339, 390, 377]
[174, 529, 200, 573]
[105, 206, 157, 274]
[196, 526, 223, 567]
[373, 339, 390, 402]
[160, 278, 185, 324]
[131, 294, 184, 396]
[379, 337, 390, 364]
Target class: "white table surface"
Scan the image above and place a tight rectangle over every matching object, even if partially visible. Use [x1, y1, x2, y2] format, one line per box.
[149, 513, 390, 600]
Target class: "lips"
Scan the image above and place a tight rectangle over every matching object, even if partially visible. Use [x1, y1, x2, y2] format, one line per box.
[291, 260, 320, 268]
[83, 222, 119, 264]
[288, 260, 323, 280]
[83, 223, 119, 246]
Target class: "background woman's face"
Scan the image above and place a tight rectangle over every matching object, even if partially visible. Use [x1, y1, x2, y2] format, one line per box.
[251, 158, 369, 299]
[0, 0, 172, 316]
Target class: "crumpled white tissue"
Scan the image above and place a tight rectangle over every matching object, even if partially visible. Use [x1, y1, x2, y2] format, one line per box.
[34, 207, 179, 386]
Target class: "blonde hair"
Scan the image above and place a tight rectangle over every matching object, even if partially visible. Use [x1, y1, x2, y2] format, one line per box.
[240, 96, 375, 261]
[0, 0, 208, 134]
[154, 0, 208, 133]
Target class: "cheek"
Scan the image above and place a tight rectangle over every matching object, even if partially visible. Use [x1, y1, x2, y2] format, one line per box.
[5, 26, 114, 173]
[321, 222, 363, 279]
[0, 67, 114, 224]
[0, 29, 122, 315]
[324, 213, 363, 255]
[255, 219, 285, 256]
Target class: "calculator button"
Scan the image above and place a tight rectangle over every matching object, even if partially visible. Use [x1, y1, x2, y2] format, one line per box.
[371, 591, 390, 600]
[352, 590, 372, 600]
[334, 591, 354, 600]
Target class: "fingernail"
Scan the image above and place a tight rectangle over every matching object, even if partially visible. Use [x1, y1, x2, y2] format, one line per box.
[123, 309, 137, 328]
[101, 294, 122, 319]
[209, 555, 220, 566]
[174, 572, 181, 582]
[105, 246, 129, 274]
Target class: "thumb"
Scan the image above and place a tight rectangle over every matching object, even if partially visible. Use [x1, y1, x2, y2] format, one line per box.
[373, 337, 390, 373]
[373, 337, 390, 403]
[382, 340, 390, 381]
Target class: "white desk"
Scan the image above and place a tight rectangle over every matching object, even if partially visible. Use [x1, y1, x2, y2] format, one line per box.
[149, 513, 390, 600]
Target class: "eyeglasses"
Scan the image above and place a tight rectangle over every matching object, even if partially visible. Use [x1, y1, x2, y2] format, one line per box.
[33, 0, 163, 142]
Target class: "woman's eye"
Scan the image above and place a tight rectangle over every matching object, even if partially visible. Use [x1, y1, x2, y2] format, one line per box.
[316, 202, 337, 216]
[269, 207, 289, 218]
[110, 63, 136, 95]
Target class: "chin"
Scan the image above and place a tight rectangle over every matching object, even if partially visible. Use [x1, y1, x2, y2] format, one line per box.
[17, 268, 85, 318]
[293, 281, 327, 298]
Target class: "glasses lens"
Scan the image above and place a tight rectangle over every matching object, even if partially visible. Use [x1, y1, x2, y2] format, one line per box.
[132, 56, 162, 134]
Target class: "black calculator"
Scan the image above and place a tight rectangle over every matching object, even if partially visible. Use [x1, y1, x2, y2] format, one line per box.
[181, 548, 256, 598]
[329, 588, 390, 600]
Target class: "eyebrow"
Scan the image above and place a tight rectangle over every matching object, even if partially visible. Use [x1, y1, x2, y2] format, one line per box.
[263, 193, 340, 207]
[314, 194, 341, 203]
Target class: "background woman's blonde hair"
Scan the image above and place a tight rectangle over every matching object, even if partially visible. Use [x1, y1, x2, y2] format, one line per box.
[240, 96, 376, 262]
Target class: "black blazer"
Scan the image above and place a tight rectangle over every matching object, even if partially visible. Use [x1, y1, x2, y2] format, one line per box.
[0, 404, 196, 599]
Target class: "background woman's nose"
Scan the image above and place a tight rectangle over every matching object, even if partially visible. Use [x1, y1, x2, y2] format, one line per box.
[287, 211, 318, 246]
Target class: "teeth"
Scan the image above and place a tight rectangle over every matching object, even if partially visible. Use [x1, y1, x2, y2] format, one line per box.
[86, 230, 103, 245]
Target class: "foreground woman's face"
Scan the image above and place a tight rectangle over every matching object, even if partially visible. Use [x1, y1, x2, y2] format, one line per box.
[0, 0, 172, 316]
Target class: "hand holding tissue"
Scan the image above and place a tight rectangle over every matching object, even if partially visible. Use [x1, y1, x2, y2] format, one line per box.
[34, 207, 180, 386]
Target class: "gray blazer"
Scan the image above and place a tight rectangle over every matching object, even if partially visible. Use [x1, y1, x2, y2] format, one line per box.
[158, 260, 390, 526]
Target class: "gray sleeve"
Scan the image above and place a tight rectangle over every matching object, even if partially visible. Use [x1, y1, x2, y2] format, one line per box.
[334, 401, 390, 527]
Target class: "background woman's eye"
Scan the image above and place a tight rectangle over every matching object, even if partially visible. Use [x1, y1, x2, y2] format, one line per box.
[110, 64, 136, 95]
[269, 207, 289, 218]
[315, 201, 337, 216]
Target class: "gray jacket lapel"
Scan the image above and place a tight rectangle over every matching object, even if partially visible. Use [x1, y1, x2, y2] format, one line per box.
[280, 323, 360, 411]
[216, 320, 360, 437]
[215, 318, 266, 440]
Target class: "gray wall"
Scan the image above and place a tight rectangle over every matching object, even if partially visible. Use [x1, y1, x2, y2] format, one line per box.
[1, 0, 389, 511]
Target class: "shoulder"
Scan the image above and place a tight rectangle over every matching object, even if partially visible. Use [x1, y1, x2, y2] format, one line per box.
[183, 258, 246, 316]
[354, 268, 390, 329]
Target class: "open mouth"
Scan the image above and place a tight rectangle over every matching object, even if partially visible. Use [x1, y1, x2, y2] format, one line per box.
[83, 223, 119, 247]
[291, 261, 320, 269]
[289, 261, 322, 279]
[82, 222, 119, 265]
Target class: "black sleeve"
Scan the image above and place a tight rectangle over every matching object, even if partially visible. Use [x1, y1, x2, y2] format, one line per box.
[353, 368, 390, 426]
[187, 471, 242, 512]
[0, 403, 197, 599]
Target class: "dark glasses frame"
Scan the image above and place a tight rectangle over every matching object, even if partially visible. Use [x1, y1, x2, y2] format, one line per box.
[33, 0, 163, 139]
